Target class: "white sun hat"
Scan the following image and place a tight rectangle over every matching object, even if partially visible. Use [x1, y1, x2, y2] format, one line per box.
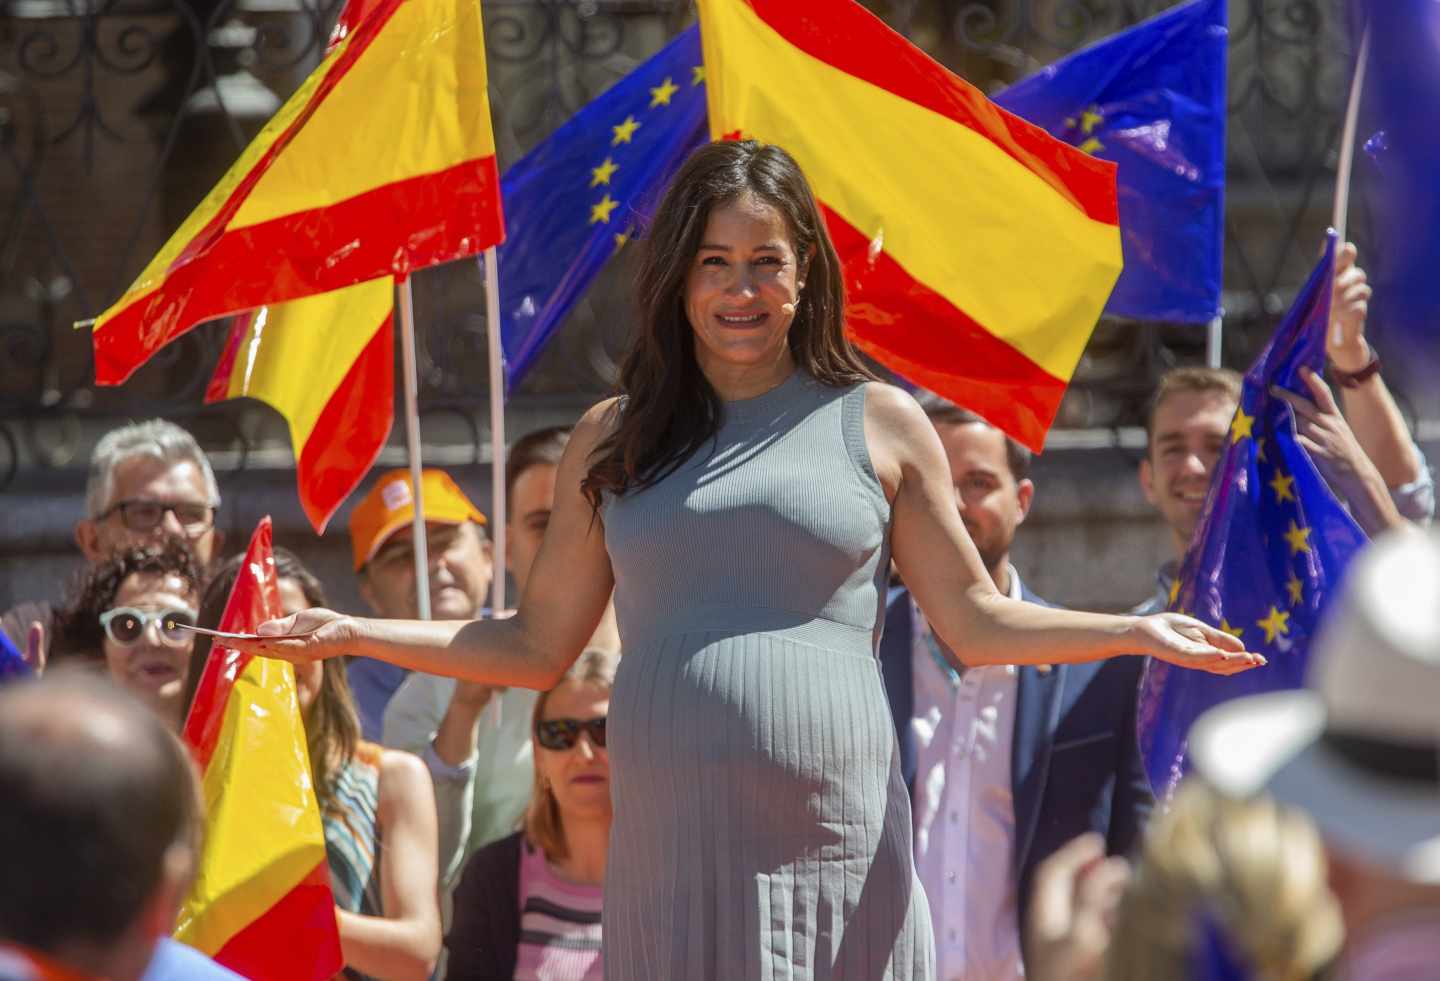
[1189, 528, 1440, 884]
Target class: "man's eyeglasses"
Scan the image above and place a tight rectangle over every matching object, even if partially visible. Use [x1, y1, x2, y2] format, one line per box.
[99, 606, 198, 648]
[99, 500, 216, 536]
[535, 717, 608, 751]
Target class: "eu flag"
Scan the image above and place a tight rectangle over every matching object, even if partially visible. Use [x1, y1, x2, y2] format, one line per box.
[993, 0, 1226, 324]
[1356, 0, 1440, 374]
[1136, 233, 1368, 798]
[497, 26, 708, 391]
[0, 629, 30, 683]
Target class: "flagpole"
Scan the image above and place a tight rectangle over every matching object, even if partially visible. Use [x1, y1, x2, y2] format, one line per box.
[1331, 23, 1371, 345]
[396, 276, 432, 621]
[1206, 315, 1223, 369]
[484, 246, 507, 617]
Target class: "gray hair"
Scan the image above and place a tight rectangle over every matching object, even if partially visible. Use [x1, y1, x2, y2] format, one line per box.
[85, 420, 220, 518]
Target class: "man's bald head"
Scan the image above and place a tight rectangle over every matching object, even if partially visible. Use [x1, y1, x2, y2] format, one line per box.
[0, 671, 200, 962]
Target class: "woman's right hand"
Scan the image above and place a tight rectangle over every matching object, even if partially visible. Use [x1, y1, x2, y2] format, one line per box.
[230, 608, 359, 664]
[1132, 613, 1266, 675]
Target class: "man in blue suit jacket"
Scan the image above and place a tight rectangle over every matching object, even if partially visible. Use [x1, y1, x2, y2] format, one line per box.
[880, 397, 1152, 980]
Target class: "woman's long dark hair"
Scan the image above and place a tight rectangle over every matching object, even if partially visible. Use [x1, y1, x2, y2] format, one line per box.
[581, 140, 875, 509]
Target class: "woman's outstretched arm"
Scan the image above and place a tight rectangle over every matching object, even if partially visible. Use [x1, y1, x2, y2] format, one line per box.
[236, 401, 620, 689]
[867, 384, 1264, 675]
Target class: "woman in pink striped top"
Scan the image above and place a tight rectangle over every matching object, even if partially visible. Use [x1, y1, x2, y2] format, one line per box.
[447, 650, 617, 980]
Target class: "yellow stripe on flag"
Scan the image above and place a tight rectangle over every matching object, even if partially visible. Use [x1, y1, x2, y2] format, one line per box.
[103, 34, 359, 321]
[175, 654, 329, 956]
[231, 0, 494, 229]
[699, 1, 1122, 382]
[223, 279, 392, 451]
[89, 0, 504, 391]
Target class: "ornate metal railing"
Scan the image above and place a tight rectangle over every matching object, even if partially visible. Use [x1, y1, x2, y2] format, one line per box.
[0, 0, 1375, 491]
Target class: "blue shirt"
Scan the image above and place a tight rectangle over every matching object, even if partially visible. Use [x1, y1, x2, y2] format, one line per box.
[345, 656, 411, 742]
[142, 939, 244, 980]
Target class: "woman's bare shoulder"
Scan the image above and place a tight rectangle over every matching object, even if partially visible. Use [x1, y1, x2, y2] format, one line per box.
[573, 397, 624, 448]
[377, 746, 433, 800]
[861, 382, 937, 450]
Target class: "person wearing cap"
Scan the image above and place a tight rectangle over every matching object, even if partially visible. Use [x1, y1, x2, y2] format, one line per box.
[381, 428, 620, 864]
[1190, 528, 1440, 980]
[347, 467, 504, 900]
[346, 468, 494, 742]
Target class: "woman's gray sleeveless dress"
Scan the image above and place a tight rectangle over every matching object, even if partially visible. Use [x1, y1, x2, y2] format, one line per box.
[601, 372, 935, 980]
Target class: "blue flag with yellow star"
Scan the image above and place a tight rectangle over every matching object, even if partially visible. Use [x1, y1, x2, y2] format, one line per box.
[993, 0, 1225, 323]
[1136, 233, 1368, 798]
[496, 26, 707, 390]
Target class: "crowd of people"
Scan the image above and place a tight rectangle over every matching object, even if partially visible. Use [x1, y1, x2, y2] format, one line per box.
[1, 141, 1437, 981]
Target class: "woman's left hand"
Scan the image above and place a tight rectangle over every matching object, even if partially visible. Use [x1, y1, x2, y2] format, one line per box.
[1131, 613, 1266, 675]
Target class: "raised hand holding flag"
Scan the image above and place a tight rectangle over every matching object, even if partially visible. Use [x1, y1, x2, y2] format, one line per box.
[1137, 233, 1369, 799]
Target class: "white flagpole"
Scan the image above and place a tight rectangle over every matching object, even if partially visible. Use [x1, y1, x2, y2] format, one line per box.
[1332, 23, 1371, 345]
[484, 245, 507, 616]
[397, 276, 431, 621]
[1205, 315, 1223, 369]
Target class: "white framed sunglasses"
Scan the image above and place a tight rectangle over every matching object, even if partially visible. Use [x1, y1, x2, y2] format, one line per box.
[99, 606, 199, 648]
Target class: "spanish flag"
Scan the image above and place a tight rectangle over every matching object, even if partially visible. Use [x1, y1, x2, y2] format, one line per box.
[178, 517, 343, 979]
[205, 281, 394, 533]
[89, 0, 503, 385]
[697, 0, 1124, 450]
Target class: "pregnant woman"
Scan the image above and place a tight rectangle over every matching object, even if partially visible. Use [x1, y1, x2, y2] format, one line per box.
[238, 140, 1259, 980]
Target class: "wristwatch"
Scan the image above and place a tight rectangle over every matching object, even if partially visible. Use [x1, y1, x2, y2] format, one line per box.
[1332, 350, 1383, 388]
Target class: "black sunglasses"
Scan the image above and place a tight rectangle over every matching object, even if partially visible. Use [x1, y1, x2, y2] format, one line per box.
[535, 716, 608, 751]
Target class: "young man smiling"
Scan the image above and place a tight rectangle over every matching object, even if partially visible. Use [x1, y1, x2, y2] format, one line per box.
[1134, 252, 1433, 615]
[879, 395, 1151, 980]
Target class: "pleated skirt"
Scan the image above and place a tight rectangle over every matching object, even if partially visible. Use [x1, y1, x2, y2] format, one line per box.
[603, 626, 935, 980]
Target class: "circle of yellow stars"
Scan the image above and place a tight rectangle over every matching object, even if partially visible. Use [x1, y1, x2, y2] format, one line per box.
[1168, 403, 1318, 649]
[586, 65, 705, 254]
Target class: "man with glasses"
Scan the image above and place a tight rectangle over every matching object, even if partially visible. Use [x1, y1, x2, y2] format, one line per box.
[2, 420, 223, 664]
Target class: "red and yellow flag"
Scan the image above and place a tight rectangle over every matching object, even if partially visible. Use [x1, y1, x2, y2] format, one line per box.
[205, 281, 394, 533]
[178, 517, 343, 979]
[90, 0, 503, 385]
[697, 0, 1123, 450]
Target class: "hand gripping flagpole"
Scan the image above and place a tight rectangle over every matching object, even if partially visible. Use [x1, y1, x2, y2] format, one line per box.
[1331, 23, 1371, 346]
[484, 246, 507, 618]
[396, 276, 431, 621]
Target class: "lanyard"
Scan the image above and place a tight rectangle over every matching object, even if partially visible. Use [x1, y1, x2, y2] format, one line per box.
[923, 626, 964, 689]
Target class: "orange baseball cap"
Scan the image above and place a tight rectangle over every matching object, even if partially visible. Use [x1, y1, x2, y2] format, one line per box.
[349, 468, 487, 571]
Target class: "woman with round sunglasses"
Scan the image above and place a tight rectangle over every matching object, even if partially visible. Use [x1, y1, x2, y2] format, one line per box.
[51, 543, 203, 731]
[446, 648, 617, 981]
[190, 549, 442, 981]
